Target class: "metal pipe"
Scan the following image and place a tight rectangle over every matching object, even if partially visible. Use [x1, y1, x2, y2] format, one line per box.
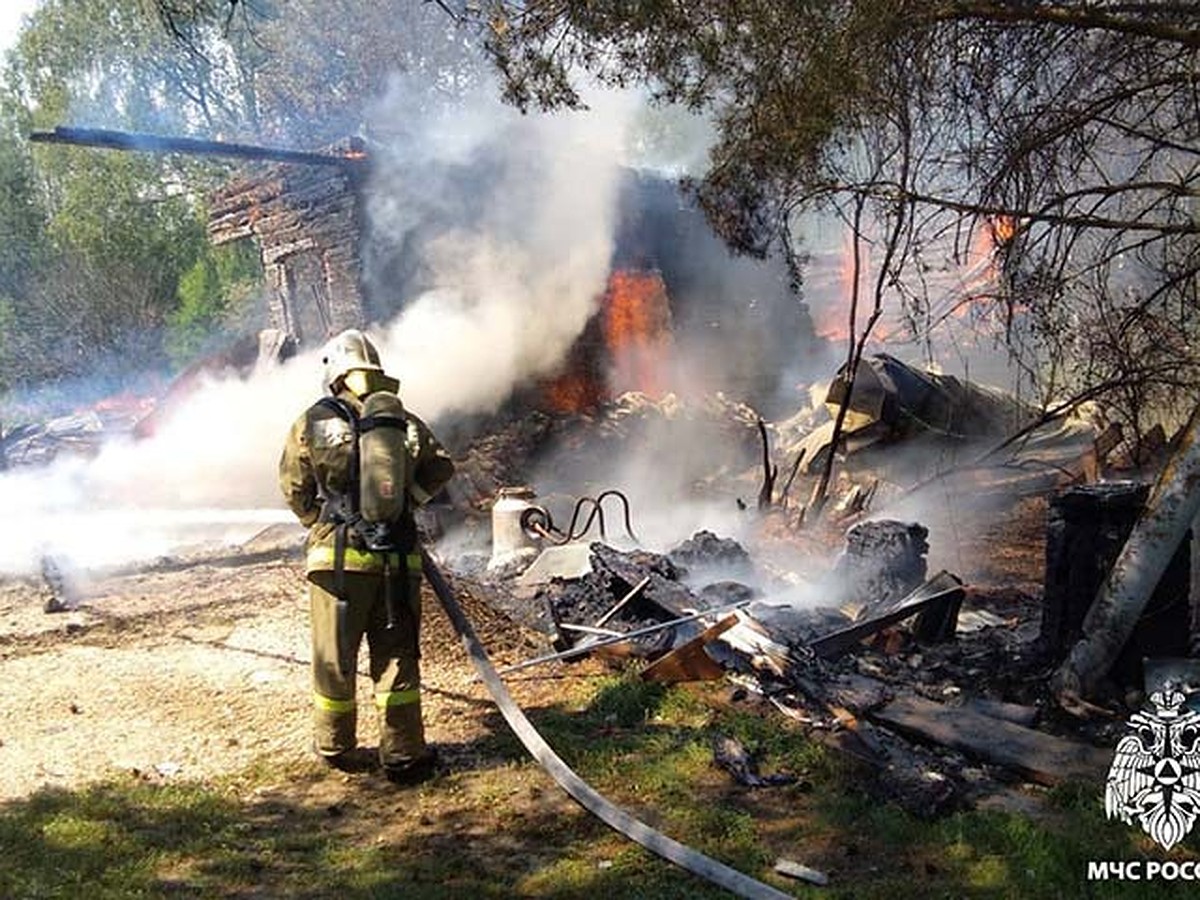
[556, 622, 625, 637]
[593, 575, 651, 628]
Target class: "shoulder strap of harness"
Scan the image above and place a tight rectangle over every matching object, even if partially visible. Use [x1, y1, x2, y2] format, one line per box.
[312, 396, 361, 596]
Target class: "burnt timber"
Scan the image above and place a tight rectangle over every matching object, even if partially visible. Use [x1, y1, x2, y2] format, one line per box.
[207, 144, 368, 348]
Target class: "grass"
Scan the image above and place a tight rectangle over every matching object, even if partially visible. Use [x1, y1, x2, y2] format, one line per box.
[2, 670, 1198, 898]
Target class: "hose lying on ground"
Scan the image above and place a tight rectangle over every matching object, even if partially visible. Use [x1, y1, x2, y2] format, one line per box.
[421, 548, 793, 900]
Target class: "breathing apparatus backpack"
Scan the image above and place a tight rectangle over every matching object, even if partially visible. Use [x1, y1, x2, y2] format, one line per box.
[314, 390, 414, 554]
[311, 389, 416, 661]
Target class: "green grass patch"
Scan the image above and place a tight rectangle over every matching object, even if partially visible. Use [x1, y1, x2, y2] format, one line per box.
[4, 671, 1199, 898]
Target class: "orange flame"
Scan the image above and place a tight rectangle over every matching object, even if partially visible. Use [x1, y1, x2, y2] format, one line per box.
[990, 215, 1017, 245]
[814, 229, 895, 342]
[956, 214, 1019, 317]
[539, 268, 675, 413]
[602, 269, 674, 396]
[543, 370, 606, 413]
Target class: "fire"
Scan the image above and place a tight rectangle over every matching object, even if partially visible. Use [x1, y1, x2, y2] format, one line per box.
[814, 231, 869, 341]
[603, 269, 674, 396]
[543, 371, 606, 414]
[814, 228, 900, 343]
[957, 214, 1020, 317]
[990, 215, 1017, 245]
[538, 268, 676, 413]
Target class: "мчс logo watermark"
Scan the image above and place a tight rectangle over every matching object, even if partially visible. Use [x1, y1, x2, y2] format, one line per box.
[1104, 687, 1200, 851]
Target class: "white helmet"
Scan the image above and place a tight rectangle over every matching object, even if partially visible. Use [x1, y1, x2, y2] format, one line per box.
[321, 328, 383, 392]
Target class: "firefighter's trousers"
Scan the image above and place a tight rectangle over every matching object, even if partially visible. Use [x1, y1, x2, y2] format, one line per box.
[308, 566, 426, 767]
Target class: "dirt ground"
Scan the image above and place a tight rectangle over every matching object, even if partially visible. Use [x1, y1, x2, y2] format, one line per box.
[0, 523, 566, 803]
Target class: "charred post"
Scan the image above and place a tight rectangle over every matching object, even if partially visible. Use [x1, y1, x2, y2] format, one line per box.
[1043, 482, 1192, 692]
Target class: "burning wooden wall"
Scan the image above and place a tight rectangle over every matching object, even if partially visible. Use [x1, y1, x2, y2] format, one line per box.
[542, 268, 675, 412]
[207, 138, 367, 350]
[206, 155, 816, 408]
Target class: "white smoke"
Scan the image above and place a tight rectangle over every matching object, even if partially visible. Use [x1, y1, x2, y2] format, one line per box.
[365, 81, 637, 418]
[0, 82, 644, 574]
[0, 353, 321, 573]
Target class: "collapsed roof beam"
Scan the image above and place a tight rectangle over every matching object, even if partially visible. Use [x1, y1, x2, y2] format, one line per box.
[28, 126, 365, 169]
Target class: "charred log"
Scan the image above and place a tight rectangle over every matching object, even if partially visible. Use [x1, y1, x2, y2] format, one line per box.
[832, 519, 930, 617]
[1043, 482, 1191, 692]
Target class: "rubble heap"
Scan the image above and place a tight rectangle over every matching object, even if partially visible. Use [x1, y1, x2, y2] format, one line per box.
[465, 517, 1130, 819]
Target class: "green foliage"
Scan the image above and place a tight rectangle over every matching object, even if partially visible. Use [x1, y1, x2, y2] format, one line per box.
[0, 0, 490, 399]
[0, 0, 264, 394]
[166, 238, 263, 366]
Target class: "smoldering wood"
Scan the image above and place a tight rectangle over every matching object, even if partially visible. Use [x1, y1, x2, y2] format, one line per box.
[588, 543, 702, 619]
[667, 531, 756, 584]
[1045, 481, 1192, 694]
[832, 519, 929, 617]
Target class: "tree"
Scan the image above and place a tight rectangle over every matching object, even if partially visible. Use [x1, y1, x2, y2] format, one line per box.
[147, 0, 488, 146]
[166, 238, 263, 365]
[0, 0, 228, 394]
[474, 2, 1200, 438]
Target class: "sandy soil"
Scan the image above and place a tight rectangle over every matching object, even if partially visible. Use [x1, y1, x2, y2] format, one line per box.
[0, 524, 555, 802]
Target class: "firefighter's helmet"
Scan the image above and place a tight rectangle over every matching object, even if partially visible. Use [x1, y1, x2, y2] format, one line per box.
[321, 328, 383, 392]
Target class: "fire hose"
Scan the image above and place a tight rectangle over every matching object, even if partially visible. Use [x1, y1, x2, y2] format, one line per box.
[420, 548, 793, 900]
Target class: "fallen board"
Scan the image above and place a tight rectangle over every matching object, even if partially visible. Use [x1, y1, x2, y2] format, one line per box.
[870, 695, 1112, 786]
[810, 570, 965, 659]
[642, 615, 738, 683]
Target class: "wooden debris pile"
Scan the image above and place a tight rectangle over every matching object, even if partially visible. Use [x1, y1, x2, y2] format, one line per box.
[447, 391, 764, 514]
[483, 521, 1115, 818]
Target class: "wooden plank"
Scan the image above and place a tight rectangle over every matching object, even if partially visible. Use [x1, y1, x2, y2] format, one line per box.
[962, 697, 1038, 727]
[641, 615, 738, 684]
[870, 695, 1111, 786]
[810, 571, 965, 660]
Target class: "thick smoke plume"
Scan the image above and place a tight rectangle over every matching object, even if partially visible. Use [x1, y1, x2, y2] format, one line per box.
[0, 82, 644, 574]
[363, 82, 636, 418]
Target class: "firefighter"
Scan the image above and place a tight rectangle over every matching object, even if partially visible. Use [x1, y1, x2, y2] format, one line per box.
[279, 328, 455, 781]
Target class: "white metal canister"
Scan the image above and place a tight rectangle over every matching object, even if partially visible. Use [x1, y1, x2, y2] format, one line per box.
[488, 486, 540, 570]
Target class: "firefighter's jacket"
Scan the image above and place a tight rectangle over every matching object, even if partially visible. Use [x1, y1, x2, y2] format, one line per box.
[279, 389, 455, 575]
